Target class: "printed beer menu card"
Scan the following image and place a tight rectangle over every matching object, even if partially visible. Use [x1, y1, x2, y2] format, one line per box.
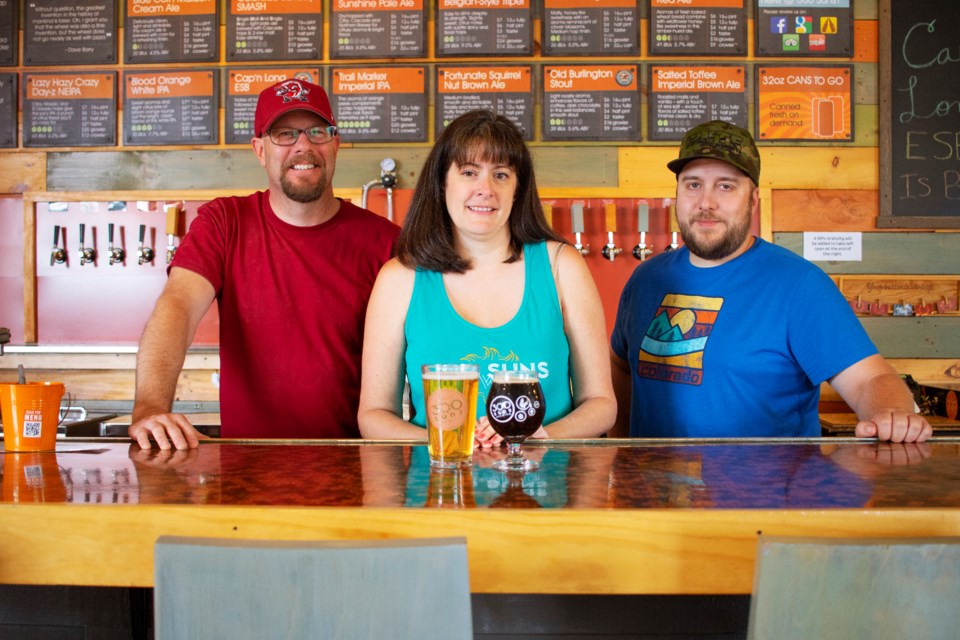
[542, 0, 639, 56]
[225, 68, 321, 144]
[648, 0, 746, 56]
[23, 72, 117, 147]
[436, 0, 533, 57]
[227, 0, 322, 61]
[330, 0, 426, 58]
[0, 73, 15, 147]
[542, 64, 640, 142]
[436, 65, 533, 140]
[0, 0, 17, 65]
[25, 0, 116, 65]
[125, 0, 218, 63]
[331, 66, 427, 142]
[123, 70, 219, 145]
[648, 64, 748, 140]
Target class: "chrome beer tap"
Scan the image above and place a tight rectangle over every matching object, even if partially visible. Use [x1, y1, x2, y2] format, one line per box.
[632, 202, 653, 261]
[137, 224, 155, 265]
[78, 223, 97, 266]
[571, 202, 589, 256]
[107, 223, 126, 265]
[50, 225, 67, 266]
[601, 202, 622, 261]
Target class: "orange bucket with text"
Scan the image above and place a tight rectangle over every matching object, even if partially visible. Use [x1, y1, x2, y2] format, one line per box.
[0, 382, 65, 452]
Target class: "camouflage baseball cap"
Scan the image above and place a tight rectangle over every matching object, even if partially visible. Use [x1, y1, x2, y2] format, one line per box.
[667, 120, 760, 185]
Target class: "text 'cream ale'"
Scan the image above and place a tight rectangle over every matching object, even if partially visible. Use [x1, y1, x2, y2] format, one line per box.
[422, 364, 480, 468]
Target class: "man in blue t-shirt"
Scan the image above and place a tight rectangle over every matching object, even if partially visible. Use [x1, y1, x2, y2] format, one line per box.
[610, 120, 931, 443]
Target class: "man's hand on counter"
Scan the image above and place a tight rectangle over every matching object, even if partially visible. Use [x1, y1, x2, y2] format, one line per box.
[853, 411, 933, 443]
[129, 413, 206, 450]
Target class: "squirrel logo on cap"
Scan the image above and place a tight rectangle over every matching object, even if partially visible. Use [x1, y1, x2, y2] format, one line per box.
[275, 80, 309, 103]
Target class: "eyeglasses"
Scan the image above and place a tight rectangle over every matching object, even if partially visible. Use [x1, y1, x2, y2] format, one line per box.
[266, 125, 338, 146]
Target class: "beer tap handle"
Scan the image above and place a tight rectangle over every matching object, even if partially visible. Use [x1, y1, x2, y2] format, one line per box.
[632, 202, 652, 261]
[138, 224, 155, 265]
[665, 203, 680, 251]
[108, 222, 115, 247]
[571, 202, 589, 256]
[601, 202, 621, 261]
[541, 202, 553, 229]
[51, 225, 67, 266]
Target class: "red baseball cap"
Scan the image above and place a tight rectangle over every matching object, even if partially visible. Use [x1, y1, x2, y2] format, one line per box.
[253, 79, 337, 138]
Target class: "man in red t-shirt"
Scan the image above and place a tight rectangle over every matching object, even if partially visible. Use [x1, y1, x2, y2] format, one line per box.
[130, 79, 399, 450]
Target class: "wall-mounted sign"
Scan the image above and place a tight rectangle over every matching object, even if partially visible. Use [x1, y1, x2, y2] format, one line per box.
[648, 65, 747, 141]
[0, 0, 17, 66]
[123, 70, 219, 146]
[330, 0, 426, 58]
[330, 66, 427, 142]
[648, 0, 745, 56]
[756, 65, 853, 141]
[542, 0, 639, 57]
[755, 0, 853, 57]
[24, 0, 116, 65]
[23, 72, 117, 147]
[436, 65, 534, 140]
[225, 68, 321, 145]
[227, 0, 321, 61]
[124, 0, 218, 64]
[542, 64, 641, 142]
[436, 0, 533, 57]
[0, 73, 15, 147]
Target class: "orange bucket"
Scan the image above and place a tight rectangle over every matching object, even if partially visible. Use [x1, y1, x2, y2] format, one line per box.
[0, 382, 65, 452]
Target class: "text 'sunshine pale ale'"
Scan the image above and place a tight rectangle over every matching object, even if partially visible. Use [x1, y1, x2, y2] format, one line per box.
[422, 364, 480, 468]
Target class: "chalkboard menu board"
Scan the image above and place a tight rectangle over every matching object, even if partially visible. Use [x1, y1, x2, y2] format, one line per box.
[227, 0, 321, 61]
[0, 0, 16, 66]
[125, 0, 218, 64]
[436, 65, 534, 140]
[330, 0, 426, 59]
[0, 73, 15, 147]
[755, 0, 852, 58]
[24, 0, 116, 65]
[879, 0, 960, 228]
[648, 65, 747, 141]
[542, 0, 639, 57]
[225, 68, 321, 145]
[330, 66, 427, 142]
[23, 72, 117, 147]
[436, 0, 533, 57]
[648, 0, 745, 56]
[123, 70, 219, 146]
[541, 64, 640, 142]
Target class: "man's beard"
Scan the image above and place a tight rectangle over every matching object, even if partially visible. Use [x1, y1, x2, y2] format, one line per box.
[678, 205, 752, 261]
[279, 161, 327, 203]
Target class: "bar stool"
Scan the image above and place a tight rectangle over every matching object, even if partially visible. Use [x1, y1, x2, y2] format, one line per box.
[154, 536, 472, 640]
[748, 536, 960, 640]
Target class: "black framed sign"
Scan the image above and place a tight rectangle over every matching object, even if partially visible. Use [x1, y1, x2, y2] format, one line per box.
[435, 0, 533, 57]
[123, 69, 219, 146]
[755, 65, 853, 142]
[436, 65, 534, 140]
[23, 71, 117, 147]
[24, 0, 116, 65]
[649, 0, 745, 56]
[0, 0, 17, 66]
[648, 64, 748, 141]
[755, 0, 853, 58]
[330, 66, 428, 142]
[541, 63, 641, 142]
[125, 0, 218, 64]
[227, 0, 321, 61]
[330, 0, 426, 58]
[879, 0, 960, 228]
[542, 0, 639, 57]
[0, 73, 15, 147]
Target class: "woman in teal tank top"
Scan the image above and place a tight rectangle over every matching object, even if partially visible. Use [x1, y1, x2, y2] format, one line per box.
[358, 110, 616, 445]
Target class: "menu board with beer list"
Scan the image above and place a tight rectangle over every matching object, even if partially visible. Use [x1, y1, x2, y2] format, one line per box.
[23, 72, 117, 147]
[756, 0, 853, 57]
[756, 65, 853, 141]
[124, 0, 218, 64]
[541, 64, 640, 142]
[225, 68, 321, 145]
[542, 0, 639, 56]
[0, 73, 15, 147]
[330, 66, 427, 142]
[123, 70, 219, 146]
[330, 0, 426, 59]
[435, 0, 533, 57]
[648, 65, 747, 140]
[227, 0, 321, 61]
[24, 0, 116, 65]
[436, 65, 533, 140]
[0, 0, 16, 66]
[648, 0, 745, 56]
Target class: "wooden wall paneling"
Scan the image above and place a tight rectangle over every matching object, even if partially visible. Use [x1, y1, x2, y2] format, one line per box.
[0, 154, 45, 193]
[772, 190, 879, 232]
[860, 317, 960, 358]
[774, 232, 960, 274]
[22, 199, 36, 343]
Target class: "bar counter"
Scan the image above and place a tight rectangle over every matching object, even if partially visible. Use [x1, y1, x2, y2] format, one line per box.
[2, 437, 960, 594]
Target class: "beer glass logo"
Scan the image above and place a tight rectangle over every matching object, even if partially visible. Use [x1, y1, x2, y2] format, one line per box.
[488, 394, 540, 424]
[428, 388, 468, 431]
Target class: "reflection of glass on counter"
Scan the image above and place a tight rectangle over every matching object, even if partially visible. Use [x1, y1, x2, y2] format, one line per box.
[56, 444, 140, 504]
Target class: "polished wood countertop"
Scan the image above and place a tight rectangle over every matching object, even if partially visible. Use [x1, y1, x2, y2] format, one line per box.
[2, 438, 960, 594]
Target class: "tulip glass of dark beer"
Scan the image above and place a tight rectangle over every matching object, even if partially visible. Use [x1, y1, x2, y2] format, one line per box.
[422, 364, 480, 468]
[485, 370, 546, 472]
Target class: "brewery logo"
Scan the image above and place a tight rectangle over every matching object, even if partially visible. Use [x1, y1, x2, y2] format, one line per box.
[637, 293, 723, 387]
[275, 80, 310, 103]
[488, 394, 540, 425]
[427, 388, 467, 431]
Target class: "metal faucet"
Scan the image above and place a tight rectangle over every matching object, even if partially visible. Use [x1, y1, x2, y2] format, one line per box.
[107, 223, 126, 265]
[137, 224, 155, 265]
[601, 203, 621, 261]
[571, 202, 589, 256]
[50, 225, 67, 266]
[361, 158, 398, 221]
[78, 223, 97, 266]
[632, 202, 653, 261]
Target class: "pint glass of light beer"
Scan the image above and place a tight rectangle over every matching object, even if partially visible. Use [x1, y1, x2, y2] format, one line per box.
[422, 364, 480, 468]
